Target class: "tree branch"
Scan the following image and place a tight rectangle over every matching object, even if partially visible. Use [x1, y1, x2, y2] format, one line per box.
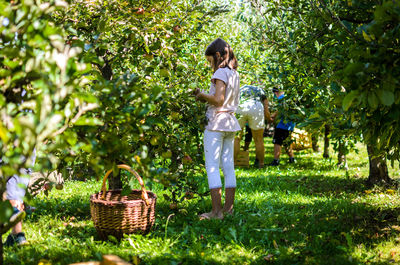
[50, 103, 98, 138]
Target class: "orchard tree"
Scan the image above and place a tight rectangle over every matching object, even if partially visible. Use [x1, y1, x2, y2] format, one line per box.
[237, 0, 356, 167]
[244, 0, 400, 184]
[53, 0, 235, 202]
[0, 0, 95, 263]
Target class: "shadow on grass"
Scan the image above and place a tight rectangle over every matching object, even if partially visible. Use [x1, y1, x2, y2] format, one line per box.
[27, 195, 92, 222]
[149, 172, 399, 264]
[5, 239, 105, 265]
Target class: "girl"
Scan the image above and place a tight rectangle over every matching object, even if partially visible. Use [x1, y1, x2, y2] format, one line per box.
[194, 38, 241, 220]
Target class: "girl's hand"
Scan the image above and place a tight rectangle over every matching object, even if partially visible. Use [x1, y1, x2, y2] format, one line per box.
[194, 89, 205, 102]
[192, 88, 200, 96]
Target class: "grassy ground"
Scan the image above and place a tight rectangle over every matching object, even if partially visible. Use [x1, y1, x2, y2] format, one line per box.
[3, 139, 400, 265]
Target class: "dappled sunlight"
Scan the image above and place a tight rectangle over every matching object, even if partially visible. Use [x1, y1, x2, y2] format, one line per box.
[6, 150, 400, 265]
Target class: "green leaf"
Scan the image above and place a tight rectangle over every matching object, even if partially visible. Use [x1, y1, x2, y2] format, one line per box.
[0, 201, 13, 224]
[0, 94, 5, 107]
[121, 186, 132, 196]
[362, 31, 372, 42]
[377, 90, 395, 106]
[344, 62, 364, 75]
[367, 91, 379, 109]
[342, 91, 359, 111]
[308, 112, 320, 119]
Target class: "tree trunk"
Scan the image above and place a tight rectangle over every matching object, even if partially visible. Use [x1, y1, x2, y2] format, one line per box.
[99, 55, 119, 189]
[100, 60, 113, 81]
[367, 144, 391, 185]
[311, 133, 320, 152]
[323, 124, 330, 158]
[96, 48, 113, 81]
[108, 172, 123, 190]
[337, 140, 347, 169]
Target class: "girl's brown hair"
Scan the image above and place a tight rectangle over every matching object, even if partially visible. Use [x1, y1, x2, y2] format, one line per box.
[205, 38, 238, 71]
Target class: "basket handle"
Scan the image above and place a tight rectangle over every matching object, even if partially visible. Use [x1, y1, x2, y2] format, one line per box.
[100, 164, 150, 205]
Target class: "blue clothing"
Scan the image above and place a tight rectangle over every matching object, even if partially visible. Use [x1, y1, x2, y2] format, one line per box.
[275, 94, 295, 131]
[239, 85, 266, 104]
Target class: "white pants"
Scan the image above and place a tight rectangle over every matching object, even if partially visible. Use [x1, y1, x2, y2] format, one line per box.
[237, 101, 265, 130]
[203, 129, 236, 189]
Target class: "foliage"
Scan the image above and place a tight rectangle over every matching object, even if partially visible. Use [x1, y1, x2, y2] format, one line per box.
[49, 0, 240, 199]
[0, 0, 93, 224]
[243, 0, 400, 181]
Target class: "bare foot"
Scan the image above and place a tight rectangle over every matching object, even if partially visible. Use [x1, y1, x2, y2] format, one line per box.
[199, 211, 223, 220]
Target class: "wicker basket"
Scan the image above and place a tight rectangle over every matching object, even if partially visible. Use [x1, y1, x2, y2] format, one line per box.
[90, 164, 157, 240]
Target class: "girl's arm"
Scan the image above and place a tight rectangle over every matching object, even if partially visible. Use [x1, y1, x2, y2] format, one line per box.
[195, 79, 225, 107]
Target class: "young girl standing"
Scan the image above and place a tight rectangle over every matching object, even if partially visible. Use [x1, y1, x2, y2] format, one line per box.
[194, 38, 241, 220]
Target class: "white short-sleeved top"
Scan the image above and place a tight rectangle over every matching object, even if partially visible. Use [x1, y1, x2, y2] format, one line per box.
[205, 67, 241, 132]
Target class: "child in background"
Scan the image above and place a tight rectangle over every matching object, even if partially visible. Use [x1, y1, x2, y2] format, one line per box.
[3, 151, 35, 246]
[269, 87, 295, 166]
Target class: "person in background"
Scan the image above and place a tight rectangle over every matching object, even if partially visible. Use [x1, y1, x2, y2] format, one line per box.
[194, 38, 241, 220]
[3, 151, 35, 246]
[3, 89, 35, 246]
[234, 85, 272, 168]
[269, 87, 295, 166]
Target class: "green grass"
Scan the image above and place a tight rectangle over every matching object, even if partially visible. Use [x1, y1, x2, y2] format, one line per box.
[4, 139, 400, 265]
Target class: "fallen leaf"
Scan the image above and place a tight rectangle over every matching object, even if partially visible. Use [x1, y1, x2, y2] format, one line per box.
[273, 240, 279, 249]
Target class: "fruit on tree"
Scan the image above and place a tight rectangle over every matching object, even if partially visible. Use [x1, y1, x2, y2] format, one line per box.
[170, 112, 180, 120]
[185, 191, 194, 199]
[162, 150, 172, 159]
[143, 54, 153, 61]
[136, 7, 144, 15]
[182, 155, 193, 165]
[43, 183, 52, 191]
[160, 68, 169, 77]
[169, 203, 178, 210]
[150, 136, 159, 146]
